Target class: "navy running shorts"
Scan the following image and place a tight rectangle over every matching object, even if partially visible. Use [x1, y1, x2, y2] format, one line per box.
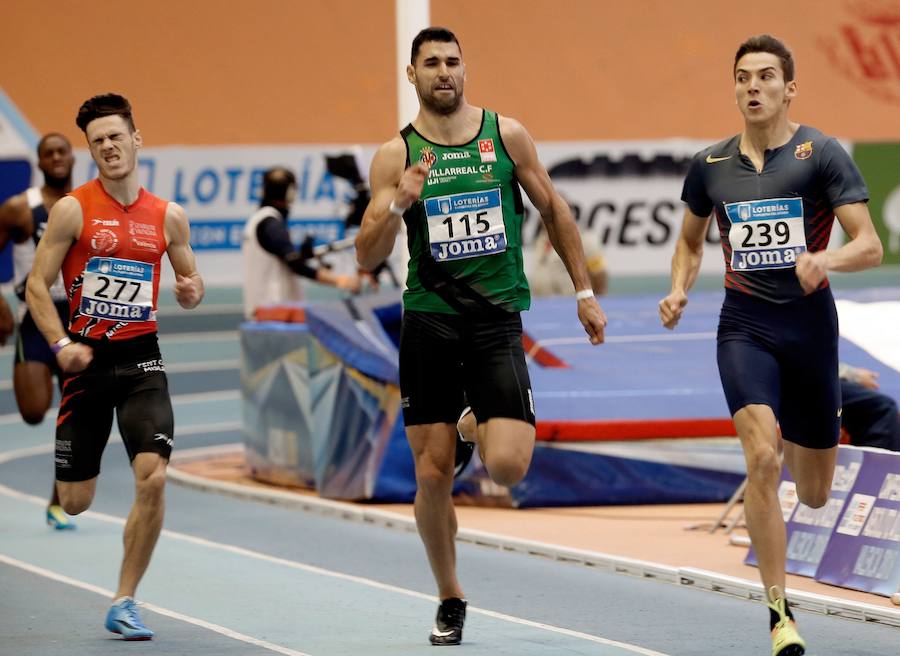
[399, 310, 535, 427]
[716, 287, 840, 449]
[55, 333, 175, 482]
[14, 302, 70, 372]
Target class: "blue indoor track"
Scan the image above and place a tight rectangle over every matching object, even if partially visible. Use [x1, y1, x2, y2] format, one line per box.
[1, 290, 899, 655]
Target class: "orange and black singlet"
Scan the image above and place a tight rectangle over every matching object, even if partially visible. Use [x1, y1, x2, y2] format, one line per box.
[62, 179, 168, 341]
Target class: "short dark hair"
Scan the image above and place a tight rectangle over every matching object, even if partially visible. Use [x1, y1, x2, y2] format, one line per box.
[734, 35, 795, 81]
[36, 132, 71, 157]
[75, 93, 136, 132]
[262, 167, 297, 206]
[411, 27, 461, 65]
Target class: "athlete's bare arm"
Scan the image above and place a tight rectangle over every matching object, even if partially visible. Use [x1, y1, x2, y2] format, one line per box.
[164, 202, 204, 309]
[659, 208, 711, 330]
[0, 193, 32, 248]
[499, 115, 607, 344]
[0, 193, 31, 343]
[795, 201, 883, 293]
[25, 196, 92, 372]
[355, 137, 427, 271]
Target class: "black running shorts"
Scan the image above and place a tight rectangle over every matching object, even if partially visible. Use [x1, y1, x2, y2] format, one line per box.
[55, 333, 175, 482]
[399, 310, 535, 427]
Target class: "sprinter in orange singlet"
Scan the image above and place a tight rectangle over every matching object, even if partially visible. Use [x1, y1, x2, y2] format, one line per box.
[26, 93, 204, 641]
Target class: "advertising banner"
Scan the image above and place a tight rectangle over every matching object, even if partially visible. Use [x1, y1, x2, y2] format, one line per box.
[745, 447, 864, 577]
[852, 144, 900, 265]
[816, 448, 900, 597]
[16, 138, 854, 286]
[70, 145, 374, 285]
[529, 140, 848, 276]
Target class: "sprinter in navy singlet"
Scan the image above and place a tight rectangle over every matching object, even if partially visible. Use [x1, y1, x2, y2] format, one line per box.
[0, 133, 77, 529]
[658, 36, 882, 656]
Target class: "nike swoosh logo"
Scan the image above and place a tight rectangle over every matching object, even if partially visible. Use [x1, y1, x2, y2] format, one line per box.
[432, 628, 456, 637]
[113, 620, 140, 630]
[706, 154, 732, 163]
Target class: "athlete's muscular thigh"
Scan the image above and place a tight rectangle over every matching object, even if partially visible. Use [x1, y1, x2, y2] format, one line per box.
[463, 313, 534, 426]
[13, 362, 54, 423]
[116, 368, 174, 462]
[399, 311, 465, 426]
[55, 367, 116, 483]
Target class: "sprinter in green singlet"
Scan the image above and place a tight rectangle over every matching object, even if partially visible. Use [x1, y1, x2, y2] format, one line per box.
[356, 27, 607, 647]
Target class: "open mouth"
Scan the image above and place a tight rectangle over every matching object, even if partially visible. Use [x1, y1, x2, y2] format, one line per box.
[748, 100, 762, 109]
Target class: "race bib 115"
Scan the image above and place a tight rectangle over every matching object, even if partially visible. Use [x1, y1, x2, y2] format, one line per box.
[424, 189, 507, 262]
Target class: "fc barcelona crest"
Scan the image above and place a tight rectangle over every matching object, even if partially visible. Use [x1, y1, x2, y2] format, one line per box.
[420, 146, 437, 167]
[794, 141, 813, 160]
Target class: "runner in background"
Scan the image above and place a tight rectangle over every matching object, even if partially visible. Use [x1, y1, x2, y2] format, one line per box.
[0, 133, 76, 529]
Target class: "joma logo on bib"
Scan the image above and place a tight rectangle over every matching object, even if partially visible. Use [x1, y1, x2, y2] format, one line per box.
[733, 246, 804, 270]
[435, 235, 506, 261]
[80, 297, 151, 320]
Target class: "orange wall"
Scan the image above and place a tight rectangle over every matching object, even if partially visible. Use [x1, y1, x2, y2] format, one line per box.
[3, 0, 899, 144]
[434, 0, 900, 141]
[1, 0, 397, 146]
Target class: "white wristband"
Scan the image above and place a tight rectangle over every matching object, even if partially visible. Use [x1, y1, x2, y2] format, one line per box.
[51, 337, 72, 355]
[388, 200, 408, 217]
[575, 289, 594, 300]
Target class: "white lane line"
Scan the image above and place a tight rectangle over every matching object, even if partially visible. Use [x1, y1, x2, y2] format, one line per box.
[0, 329, 237, 356]
[159, 331, 239, 343]
[157, 303, 242, 316]
[173, 390, 241, 405]
[527, 332, 716, 357]
[0, 553, 312, 656]
[164, 359, 239, 374]
[0, 412, 43, 426]
[0, 421, 242, 465]
[534, 388, 722, 399]
[0, 482, 669, 656]
[167, 445, 900, 629]
[0, 360, 240, 391]
[0, 389, 240, 426]
[0, 443, 55, 465]
[0, 390, 241, 426]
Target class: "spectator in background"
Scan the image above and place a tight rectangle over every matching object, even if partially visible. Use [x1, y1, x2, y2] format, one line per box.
[840, 363, 900, 451]
[528, 220, 607, 297]
[241, 167, 360, 319]
[327, 151, 405, 289]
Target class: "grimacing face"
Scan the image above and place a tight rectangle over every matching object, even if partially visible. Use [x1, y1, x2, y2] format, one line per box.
[409, 40, 465, 115]
[734, 51, 796, 125]
[37, 135, 74, 182]
[85, 115, 142, 182]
